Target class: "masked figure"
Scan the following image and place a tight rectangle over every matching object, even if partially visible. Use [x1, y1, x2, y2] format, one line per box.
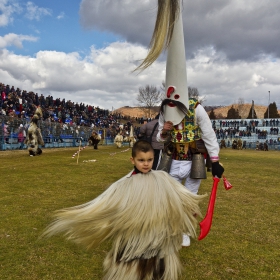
[24, 107, 44, 156]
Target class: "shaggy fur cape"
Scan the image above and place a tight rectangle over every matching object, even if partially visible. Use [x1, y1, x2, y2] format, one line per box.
[44, 170, 205, 280]
[114, 132, 123, 148]
[88, 132, 101, 149]
[24, 107, 44, 156]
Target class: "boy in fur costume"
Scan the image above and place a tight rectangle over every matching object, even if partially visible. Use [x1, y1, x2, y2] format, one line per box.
[24, 106, 44, 156]
[43, 140, 205, 280]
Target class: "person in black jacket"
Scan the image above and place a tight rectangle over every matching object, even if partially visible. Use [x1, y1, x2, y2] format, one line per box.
[138, 114, 164, 170]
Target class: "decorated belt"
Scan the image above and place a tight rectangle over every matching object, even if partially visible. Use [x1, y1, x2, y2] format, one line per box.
[174, 143, 192, 161]
[176, 158, 192, 161]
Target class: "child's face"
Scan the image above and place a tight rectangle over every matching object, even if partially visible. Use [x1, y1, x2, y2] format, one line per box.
[130, 151, 154, 174]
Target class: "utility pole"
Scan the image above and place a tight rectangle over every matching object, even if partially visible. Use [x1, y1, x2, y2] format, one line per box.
[268, 91, 270, 119]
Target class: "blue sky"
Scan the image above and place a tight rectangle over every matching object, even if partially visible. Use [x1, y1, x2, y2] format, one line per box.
[1, 0, 280, 112]
[2, 0, 120, 56]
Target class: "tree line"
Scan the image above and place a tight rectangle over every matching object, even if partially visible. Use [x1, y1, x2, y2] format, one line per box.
[137, 84, 279, 119]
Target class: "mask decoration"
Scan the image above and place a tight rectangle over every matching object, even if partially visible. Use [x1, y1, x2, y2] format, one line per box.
[164, 5, 188, 125]
[135, 0, 189, 125]
[24, 106, 44, 156]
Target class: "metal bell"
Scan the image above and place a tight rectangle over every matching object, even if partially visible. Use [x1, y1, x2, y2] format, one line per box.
[190, 153, 207, 179]
[157, 152, 173, 173]
[157, 143, 174, 173]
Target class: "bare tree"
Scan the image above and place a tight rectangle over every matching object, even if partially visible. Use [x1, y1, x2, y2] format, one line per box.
[188, 87, 206, 104]
[237, 98, 246, 118]
[188, 87, 199, 99]
[137, 85, 162, 118]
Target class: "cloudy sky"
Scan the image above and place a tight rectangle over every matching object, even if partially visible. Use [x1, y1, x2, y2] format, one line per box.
[1, 0, 279, 111]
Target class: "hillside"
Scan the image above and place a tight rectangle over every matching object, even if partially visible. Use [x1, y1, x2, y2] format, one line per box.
[114, 104, 280, 119]
[210, 103, 268, 119]
[113, 106, 159, 119]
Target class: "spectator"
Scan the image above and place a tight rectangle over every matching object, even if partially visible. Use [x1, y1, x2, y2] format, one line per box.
[138, 114, 163, 170]
[17, 124, 26, 150]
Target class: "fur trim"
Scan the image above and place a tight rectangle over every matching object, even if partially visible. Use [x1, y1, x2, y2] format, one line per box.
[44, 171, 205, 280]
[25, 108, 44, 155]
[114, 134, 123, 148]
[134, 0, 181, 71]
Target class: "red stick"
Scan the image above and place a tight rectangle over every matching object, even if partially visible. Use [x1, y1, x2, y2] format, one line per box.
[198, 177, 220, 240]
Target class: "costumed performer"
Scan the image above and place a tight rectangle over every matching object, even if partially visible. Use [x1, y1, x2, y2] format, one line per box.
[114, 131, 123, 148]
[135, 0, 224, 246]
[24, 106, 44, 156]
[88, 130, 101, 150]
[43, 140, 205, 280]
[127, 125, 136, 148]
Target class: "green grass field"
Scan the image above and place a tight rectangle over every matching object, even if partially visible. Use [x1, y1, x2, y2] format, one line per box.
[0, 146, 279, 280]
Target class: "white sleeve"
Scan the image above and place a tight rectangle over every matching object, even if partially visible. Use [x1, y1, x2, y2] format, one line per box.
[195, 104, 220, 160]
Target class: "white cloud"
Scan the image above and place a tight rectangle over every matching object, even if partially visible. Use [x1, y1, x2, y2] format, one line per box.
[25, 1, 52, 21]
[1, 41, 279, 110]
[188, 49, 280, 106]
[0, 1, 280, 110]
[57, 12, 65, 20]
[0, 33, 38, 48]
[80, 0, 280, 61]
[0, 42, 165, 108]
[0, 0, 22, 27]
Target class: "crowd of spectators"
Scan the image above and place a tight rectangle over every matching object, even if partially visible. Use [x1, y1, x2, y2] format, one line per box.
[1, 82, 279, 149]
[1, 82, 119, 127]
[213, 119, 261, 129]
[212, 119, 279, 129]
[214, 128, 252, 139]
[212, 117, 279, 140]
[0, 82, 145, 142]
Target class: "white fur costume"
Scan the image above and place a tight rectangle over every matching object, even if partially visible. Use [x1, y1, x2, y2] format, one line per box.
[114, 132, 123, 148]
[128, 137, 136, 148]
[123, 136, 136, 148]
[128, 125, 136, 148]
[44, 170, 205, 280]
[24, 107, 44, 156]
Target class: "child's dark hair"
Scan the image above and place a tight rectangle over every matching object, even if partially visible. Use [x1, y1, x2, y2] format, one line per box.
[132, 140, 154, 157]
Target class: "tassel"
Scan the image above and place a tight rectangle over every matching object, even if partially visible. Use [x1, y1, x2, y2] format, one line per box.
[223, 176, 232, 190]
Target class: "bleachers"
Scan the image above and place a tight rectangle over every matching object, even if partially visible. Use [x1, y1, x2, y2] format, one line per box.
[2, 133, 22, 150]
[212, 118, 280, 150]
[1, 115, 279, 151]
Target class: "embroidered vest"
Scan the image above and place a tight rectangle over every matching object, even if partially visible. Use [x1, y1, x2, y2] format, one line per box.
[170, 99, 202, 160]
[171, 98, 201, 144]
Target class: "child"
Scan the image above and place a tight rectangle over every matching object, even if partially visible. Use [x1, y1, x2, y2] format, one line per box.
[43, 140, 205, 280]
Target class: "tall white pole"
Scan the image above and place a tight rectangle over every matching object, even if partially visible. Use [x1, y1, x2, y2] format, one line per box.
[268, 91, 270, 119]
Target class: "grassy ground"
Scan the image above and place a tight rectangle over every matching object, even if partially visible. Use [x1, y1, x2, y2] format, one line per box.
[0, 146, 279, 280]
